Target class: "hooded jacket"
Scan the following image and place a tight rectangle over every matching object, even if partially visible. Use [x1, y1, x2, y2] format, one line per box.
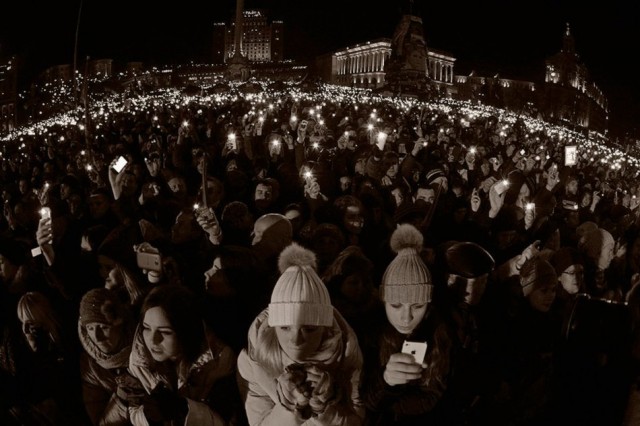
[127, 325, 235, 426]
[78, 320, 133, 426]
[237, 308, 364, 425]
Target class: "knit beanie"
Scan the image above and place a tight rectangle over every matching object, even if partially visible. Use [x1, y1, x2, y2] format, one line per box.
[381, 224, 433, 304]
[79, 288, 128, 326]
[425, 168, 446, 187]
[519, 257, 558, 297]
[268, 243, 333, 327]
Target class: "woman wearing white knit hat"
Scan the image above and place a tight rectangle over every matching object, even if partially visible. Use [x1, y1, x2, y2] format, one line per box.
[237, 242, 364, 425]
[360, 223, 453, 425]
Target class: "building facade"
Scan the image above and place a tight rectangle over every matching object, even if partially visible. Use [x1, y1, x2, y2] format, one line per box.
[0, 54, 18, 132]
[542, 24, 608, 133]
[318, 21, 607, 134]
[328, 38, 455, 91]
[213, 9, 284, 63]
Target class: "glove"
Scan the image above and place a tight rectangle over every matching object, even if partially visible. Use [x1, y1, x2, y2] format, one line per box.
[276, 364, 312, 420]
[142, 383, 188, 423]
[305, 365, 337, 414]
[115, 373, 146, 407]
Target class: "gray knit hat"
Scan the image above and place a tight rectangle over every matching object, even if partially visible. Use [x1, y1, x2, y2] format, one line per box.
[380, 224, 433, 304]
[268, 243, 333, 327]
[519, 256, 557, 297]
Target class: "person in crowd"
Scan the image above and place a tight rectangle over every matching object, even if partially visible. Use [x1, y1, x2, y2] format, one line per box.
[203, 244, 270, 354]
[434, 241, 499, 424]
[321, 245, 383, 346]
[237, 242, 365, 425]
[360, 224, 452, 425]
[127, 284, 240, 425]
[250, 212, 294, 290]
[490, 256, 562, 425]
[2, 291, 87, 425]
[578, 226, 620, 300]
[78, 287, 140, 425]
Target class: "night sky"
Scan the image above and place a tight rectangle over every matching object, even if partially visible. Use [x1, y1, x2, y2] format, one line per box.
[1, 0, 638, 135]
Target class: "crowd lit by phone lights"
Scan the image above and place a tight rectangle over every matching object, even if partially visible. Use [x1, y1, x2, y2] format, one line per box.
[1, 78, 639, 175]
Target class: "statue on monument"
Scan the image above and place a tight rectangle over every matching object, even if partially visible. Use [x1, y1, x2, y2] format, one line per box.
[383, 13, 431, 97]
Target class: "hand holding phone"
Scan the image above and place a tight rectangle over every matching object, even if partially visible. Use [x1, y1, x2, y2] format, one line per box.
[136, 251, 162, 272]
[112, 156, 128, 173]
[494, 179, 510, 195]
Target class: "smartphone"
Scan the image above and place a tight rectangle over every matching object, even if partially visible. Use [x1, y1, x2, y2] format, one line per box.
[525, 202, 536, 211]
[195, 206, 217, 224]
[227, 133, 237, 150]
[402, 340, 428, 364]
[39, 207, 51, 220]
[136, 251, 162, 272]
[494, 179, 510, 195]
[113, 156, 128, 173]
[398, 143, 406, 155]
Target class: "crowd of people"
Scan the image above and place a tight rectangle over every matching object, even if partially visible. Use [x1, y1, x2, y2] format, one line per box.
[0, 80, 639, 425]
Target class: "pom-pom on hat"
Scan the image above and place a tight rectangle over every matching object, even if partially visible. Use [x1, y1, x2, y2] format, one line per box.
[268, 243, 333, 327]
[381, 224, 433, 304]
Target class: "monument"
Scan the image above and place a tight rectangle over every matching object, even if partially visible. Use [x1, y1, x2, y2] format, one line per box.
[225, 0, 251, 81]
[382, 12, 432, 98]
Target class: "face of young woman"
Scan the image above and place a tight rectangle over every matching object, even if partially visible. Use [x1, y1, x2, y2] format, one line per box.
[20, 318, 47, 352]
[275, 325, 325, 363]
[104, 267, 121, 290]
[529, 283, 557, 313]
[384, 302, 428, 335]
[85, 322, 123, 355]
[142, 306, 181, 363]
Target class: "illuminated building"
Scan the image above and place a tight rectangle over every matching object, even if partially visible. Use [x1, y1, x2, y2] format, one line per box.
[542, 23, 608, 133]
[318, 21, 607, 134]
[213, 9, 284, 63]
[325, 39, 454, 92]
[0, 54, 18, 132]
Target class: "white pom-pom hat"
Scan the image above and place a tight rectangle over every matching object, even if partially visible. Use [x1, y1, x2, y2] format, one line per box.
[268, 242, 333, 327]
[380, 224, 433, 304]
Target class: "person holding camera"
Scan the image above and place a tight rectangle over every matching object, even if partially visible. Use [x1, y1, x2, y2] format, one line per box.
[236, 243, 365, 425]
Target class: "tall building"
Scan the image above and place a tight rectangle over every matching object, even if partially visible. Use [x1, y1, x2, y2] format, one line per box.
[213, 9, 284, 63]
[542, 23, 608, 133]
[0, 54, 18, 132]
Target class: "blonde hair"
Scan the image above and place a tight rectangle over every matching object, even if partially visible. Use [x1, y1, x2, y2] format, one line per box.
[16, 291, 62, 350]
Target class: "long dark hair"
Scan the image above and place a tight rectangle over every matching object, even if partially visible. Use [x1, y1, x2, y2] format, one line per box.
[140, 284, 205, 364]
